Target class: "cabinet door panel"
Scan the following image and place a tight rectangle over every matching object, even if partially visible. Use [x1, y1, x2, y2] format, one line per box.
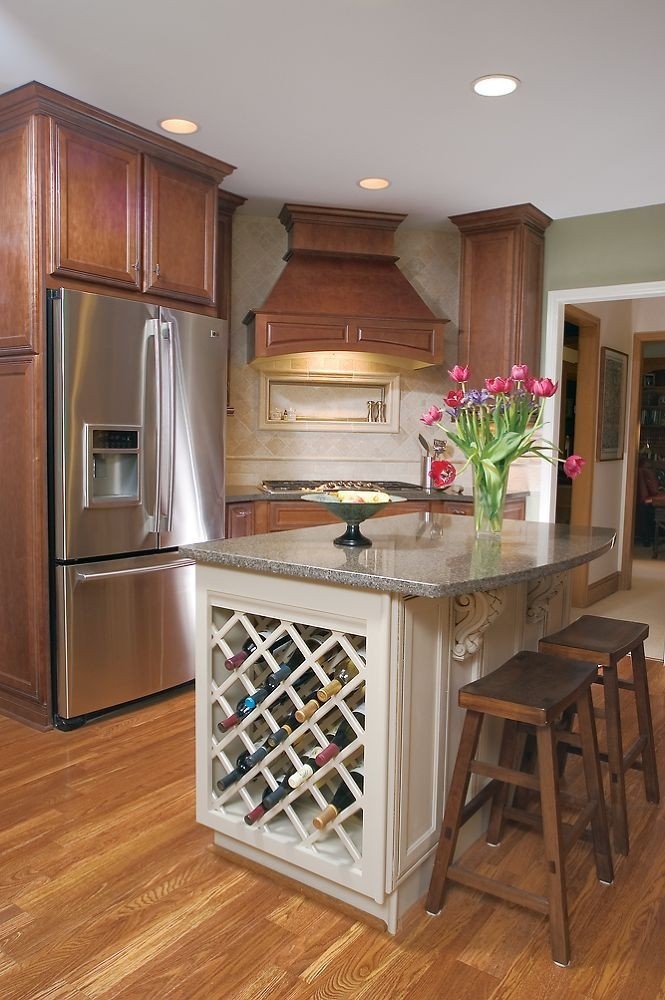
[0, 119, 38, 352]
[143, 157, 217, 305]
[0, 357, 50, 726]
[225, 502, 255, 538]
[268, 501, 339, 532]
[49, 123, 142, 289]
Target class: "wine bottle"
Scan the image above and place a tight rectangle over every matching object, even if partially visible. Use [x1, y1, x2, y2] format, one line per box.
[287, 752, 322, 789]
[316, 655, 362, 703]
[218, 648, 310, 731]
[313, 766, 364, 830]
[317, 702, 365, 765]
[243, 776, 290, 826]
[294, 698, 319, 723]
[243, 714, 297, 767]
[315, 702, 365, 765]
[216, 750, 263, 790]
[225, 629, 293, 670]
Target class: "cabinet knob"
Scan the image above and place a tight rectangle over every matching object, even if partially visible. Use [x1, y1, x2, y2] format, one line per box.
[154, 264, 161, 277]
[132, 260, 140, 271]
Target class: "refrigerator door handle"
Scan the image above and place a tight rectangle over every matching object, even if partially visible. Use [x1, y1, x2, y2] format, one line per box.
[149, 318, 162, 533]
[161, 320, 176, 533]
[74, 558, 193, 582]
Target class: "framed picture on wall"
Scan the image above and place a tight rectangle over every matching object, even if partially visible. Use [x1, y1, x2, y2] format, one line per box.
[597, 347, 629, 461]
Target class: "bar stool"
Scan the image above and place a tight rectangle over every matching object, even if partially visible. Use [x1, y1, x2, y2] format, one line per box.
[426, 650, 613, 968]
[539, 615, 660, 856]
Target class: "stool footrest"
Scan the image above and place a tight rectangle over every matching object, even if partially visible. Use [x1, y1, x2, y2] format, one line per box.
[470, 759, 540, 791]
[447, 864, 549, 915]
[623, 735, 647, 770]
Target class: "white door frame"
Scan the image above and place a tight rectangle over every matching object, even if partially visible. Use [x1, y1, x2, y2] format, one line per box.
[537, 280, 665, 527]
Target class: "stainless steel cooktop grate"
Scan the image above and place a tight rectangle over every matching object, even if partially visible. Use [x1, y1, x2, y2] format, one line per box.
[260, 479, 421, 493]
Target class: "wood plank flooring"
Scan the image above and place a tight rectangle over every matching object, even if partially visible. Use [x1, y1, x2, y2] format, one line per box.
[1, 659, 665, 1000]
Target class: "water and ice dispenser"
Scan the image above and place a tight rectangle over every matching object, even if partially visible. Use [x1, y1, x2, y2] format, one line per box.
[86, 426, 140, 505]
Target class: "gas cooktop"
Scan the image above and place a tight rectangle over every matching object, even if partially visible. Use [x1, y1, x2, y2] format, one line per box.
[260, 479, 421, 494]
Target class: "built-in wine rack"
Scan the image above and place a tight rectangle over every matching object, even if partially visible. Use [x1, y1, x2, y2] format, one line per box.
[207, 608, 367, 871]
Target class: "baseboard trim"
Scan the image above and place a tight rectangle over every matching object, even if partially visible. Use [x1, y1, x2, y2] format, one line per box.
[583, 571, 620, 607]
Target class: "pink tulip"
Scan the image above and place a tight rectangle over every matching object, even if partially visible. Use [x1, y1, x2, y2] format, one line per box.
[563, 454, 585, 479]
[511, 364, 529, 380]
[430, 459, 456, 488]
[448, 365, 470, 384]
[485, 376, 514, 394]
[420, 405, 444, 426]
[529, 377, 558, 398]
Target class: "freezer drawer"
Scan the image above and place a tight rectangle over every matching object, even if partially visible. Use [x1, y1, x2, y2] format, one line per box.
[55, 552, 195, 721]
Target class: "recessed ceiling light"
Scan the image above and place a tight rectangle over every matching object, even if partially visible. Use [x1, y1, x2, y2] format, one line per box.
[472, 75, 520, 97]
[358, 177, 390, 190]
[159, 117, 200, 135]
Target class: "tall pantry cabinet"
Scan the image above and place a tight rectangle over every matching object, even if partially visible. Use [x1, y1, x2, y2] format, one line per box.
[0, 82, 237, 728]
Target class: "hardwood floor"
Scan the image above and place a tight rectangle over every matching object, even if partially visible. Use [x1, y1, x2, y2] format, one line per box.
[1, 662, 665, 1000]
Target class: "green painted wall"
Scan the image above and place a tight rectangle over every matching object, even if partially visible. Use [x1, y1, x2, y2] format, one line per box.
[543, 203, 665, 293]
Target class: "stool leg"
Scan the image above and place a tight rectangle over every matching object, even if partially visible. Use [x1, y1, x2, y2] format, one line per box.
[576, 689, 614, 885]
[603, 665, 630, 855]
[630, 645, 660, 804]
[535, 724, 570, 968]
[486, 719, 519, 846]
[426, 709, 483, 915]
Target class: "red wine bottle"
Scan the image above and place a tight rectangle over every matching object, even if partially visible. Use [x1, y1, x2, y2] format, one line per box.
[225, 629, 293, 670]
[243, 776, 290, 825]
[313, 766, 364, 830]
[315, 703, 365, 765]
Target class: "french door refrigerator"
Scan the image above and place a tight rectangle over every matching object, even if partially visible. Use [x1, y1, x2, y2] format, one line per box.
[48, 288, 226, 728]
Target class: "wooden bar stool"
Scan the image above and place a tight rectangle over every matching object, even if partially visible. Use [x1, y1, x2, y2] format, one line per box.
[539, 615, 660, 856]
[426, 650, 613, 968]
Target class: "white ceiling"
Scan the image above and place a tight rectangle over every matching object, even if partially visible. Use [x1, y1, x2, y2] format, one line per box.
[1, 0, 663, 228]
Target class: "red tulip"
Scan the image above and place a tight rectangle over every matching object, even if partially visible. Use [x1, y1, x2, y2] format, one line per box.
[563, 454, 586, 478]
[444, 389, 464, 409]
[448, 365, 470, 384]
[430, 459, 456, 488]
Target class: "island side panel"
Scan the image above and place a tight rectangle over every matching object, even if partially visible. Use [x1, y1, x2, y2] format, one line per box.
[194, 564, 395, 918]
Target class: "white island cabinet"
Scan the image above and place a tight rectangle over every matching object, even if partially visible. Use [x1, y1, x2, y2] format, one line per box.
[181, 514, 615, 933]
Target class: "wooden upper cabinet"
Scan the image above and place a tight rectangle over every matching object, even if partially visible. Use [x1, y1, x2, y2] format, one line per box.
[143, 156, 218, 304]
[450, 204, 552, 383]
[0, 119, 39, 352]
[47, 113, 234, 308]
[49, 123, 142, 290]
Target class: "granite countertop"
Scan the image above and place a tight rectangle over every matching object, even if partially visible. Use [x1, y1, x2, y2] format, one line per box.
[181, 514, 615, 599]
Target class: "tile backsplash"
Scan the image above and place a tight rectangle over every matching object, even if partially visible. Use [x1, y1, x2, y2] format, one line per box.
[227, 215, 461, 485]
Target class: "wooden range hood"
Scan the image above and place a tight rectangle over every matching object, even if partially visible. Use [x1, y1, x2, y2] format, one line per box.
[244, 204, 447, 369]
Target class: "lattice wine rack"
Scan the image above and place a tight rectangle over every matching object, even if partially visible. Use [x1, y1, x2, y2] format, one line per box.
[205, 606, 371, 884]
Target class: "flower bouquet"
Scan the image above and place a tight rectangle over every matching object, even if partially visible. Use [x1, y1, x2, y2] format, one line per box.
[421, 364, 585, 536]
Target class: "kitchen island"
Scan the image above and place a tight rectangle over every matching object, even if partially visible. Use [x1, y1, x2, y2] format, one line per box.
[182, 514, 615, 932]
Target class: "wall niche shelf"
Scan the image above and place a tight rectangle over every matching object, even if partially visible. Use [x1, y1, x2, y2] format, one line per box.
[259, 371, 401, 433]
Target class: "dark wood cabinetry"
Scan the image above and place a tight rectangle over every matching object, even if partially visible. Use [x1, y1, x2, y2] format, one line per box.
[450, 204, 551, 382]
[225, 496, 527, 537]
[49, 123, 225, 305]
[0, 81, 236, 727]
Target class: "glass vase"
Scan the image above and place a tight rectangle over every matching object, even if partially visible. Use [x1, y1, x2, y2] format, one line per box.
[472, 462, 509, 538]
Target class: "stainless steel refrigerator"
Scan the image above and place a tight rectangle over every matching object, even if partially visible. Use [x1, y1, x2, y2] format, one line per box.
[48, 288, 226, 728]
